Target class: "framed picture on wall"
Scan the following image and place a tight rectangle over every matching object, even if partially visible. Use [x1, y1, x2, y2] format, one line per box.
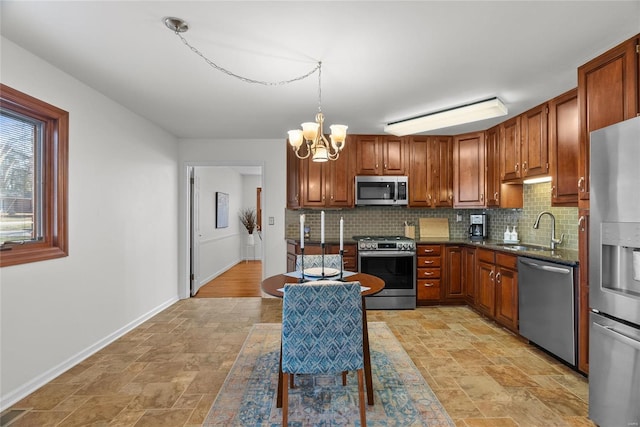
[216, 192, 229, 228]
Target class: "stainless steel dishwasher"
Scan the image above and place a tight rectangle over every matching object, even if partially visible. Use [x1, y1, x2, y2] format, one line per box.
[518, 257, 578, 366]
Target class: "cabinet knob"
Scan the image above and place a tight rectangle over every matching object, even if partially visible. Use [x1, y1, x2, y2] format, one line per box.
[523, 161, 528, 171]
[515, 163, 519, 172]
[578, 177, 585, 192]
[578, 216, 586, 232]
[423, 272, 434, 276]
[495, 272, 501, 283]
[489, 270, 495, 280]
[423, 260, 434, 265]
[422, 249, 434, 253]
[480, 193, 484, 201]
[494, 192, 499, 200]
[423, 283, 435, 287]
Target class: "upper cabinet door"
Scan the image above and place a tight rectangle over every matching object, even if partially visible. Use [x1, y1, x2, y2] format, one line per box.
[578, 35, 639, 207]
[355, 135, 380, 175]
[500, 116, 521, 182]
[430, 135, 453, 207]
[453, 132, 485, 208]
[382, 136, 407, 175]
[286, 141, 301, 209]
[326, 137, 354, 207]
[485, 125, 500, 207]
[408, 136, 430, 207]
[521, 103, 549, 178]
[549, 88, 579, 206]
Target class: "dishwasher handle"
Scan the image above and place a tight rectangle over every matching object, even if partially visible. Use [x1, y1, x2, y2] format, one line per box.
[519, 258, 571, 274]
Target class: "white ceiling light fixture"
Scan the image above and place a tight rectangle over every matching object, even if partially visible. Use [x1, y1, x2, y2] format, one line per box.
[384, 97, 508, 136]
[163, 17, 347, 163]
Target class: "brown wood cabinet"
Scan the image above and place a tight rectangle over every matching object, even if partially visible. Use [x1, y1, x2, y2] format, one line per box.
[578, 35, 640, 207]
[549, 88, 579, 206]
[474, 248, 518, 332]
[463, 246, 476, 305]
[500, 116, 521, 182]
[485, 125, 501, 207]
[286, 142, 301, 209]
[520, 103, 549, 178]
[355, 135, 407, 175]
[298, 138, 354, 208]
[286, 241, 357, 272]
[443, 245, 464, 301]
[577, 209, 590, 374]
[453, 132, 485, 208]
[408, 136, 452, 207]
[416, 244, 442, 304]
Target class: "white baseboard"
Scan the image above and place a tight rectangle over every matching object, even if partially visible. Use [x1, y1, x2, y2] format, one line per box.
[0, 296, 179, 411]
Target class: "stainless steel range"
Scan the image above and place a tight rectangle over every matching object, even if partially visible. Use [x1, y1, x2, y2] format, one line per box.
[356, 236, 416, 310]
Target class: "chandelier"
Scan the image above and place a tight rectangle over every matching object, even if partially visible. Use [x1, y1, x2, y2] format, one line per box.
[287, 62, 347, 162]
[163, 17, 347, 162]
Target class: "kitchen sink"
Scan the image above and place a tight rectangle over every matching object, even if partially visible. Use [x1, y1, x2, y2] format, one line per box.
[496, 243, 552, 252]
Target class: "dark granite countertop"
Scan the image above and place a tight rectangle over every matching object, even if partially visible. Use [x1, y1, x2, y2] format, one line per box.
[415, 238, 579, 266]
[286, 237, 579, 266]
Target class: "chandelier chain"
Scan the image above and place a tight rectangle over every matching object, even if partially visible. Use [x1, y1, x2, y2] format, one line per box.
[174, 31, 321, 86]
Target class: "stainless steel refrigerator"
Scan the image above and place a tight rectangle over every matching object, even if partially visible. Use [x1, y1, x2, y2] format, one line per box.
[589, 116, 640, 427]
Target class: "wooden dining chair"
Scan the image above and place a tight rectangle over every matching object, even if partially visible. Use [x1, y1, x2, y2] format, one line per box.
[281, 281, 366, 426]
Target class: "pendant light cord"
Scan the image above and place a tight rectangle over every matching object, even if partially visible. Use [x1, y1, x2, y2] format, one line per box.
[173, 30, 321, 87]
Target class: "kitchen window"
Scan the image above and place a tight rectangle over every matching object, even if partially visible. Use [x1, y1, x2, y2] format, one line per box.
[0, 84, 68, 267]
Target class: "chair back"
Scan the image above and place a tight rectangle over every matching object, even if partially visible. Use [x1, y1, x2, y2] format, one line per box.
[295, 254, 342, 271]
[282, 281, 363, 374]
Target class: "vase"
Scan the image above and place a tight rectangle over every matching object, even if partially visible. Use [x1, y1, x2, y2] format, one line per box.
[247, 234, 255, 246]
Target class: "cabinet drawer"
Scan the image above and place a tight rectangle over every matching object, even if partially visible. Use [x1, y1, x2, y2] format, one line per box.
[417, 268, 441, 279]
[341, 244, 357, 257]
[418, 279, 441, 300]
[496, 252, 517, 269]
[417, 245, 441, 256]
[477, 248, 496, 263]
[417, 256, 441, 268]
[343, 257, 357, 271]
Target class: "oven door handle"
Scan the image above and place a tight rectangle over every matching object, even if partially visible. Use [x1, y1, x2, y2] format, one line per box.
[593, 322, 640, 350]
[358, 251, 415, 258]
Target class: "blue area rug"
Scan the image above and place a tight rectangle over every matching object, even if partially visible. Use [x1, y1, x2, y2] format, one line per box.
[204, 322, 455, 426]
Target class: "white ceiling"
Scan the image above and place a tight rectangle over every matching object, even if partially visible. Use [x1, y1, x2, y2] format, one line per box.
[2, 1, 639, 140]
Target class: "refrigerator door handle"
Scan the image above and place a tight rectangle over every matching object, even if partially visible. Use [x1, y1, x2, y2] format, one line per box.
[519, 259, 571, 274]
[593, 322, 640, 350]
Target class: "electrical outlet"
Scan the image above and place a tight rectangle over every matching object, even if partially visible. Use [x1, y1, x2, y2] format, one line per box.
[268, 216, 275, 225]
[456, 214, 462, 222]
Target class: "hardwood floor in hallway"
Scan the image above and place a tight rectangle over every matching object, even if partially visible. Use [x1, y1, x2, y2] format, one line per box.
[194, 261, 262, 298]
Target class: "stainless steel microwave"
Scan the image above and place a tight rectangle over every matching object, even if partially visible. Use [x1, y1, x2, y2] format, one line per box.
[355, 176, 408, 206]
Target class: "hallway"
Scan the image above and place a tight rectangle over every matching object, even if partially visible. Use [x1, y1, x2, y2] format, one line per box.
[194, 261, 262, 298]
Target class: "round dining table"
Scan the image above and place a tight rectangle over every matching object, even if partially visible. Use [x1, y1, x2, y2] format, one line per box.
[261, 272, 385, 407]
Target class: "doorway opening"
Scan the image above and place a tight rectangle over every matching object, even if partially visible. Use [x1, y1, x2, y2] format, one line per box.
[189, 165, 264, 297]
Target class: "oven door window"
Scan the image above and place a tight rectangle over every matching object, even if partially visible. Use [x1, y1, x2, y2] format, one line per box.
[360, 255, 413, 290]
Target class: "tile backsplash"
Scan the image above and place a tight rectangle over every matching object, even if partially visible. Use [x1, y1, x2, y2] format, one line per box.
[285, 182, 578, 250]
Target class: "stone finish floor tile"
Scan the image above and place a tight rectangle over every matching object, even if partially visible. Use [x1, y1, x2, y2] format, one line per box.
[3, 299, 595, 426]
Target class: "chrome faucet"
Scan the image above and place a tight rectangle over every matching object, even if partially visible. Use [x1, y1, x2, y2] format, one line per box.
[533, 211, 564, 250]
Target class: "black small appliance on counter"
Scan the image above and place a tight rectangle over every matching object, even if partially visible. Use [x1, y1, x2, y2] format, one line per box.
[469, 214, 488, 241]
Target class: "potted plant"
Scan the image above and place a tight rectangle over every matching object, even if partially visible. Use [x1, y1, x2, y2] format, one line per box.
[239, 208, 256, 245]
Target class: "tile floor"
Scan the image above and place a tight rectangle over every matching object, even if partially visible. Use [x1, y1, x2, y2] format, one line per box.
[1, 298, 594, 426]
